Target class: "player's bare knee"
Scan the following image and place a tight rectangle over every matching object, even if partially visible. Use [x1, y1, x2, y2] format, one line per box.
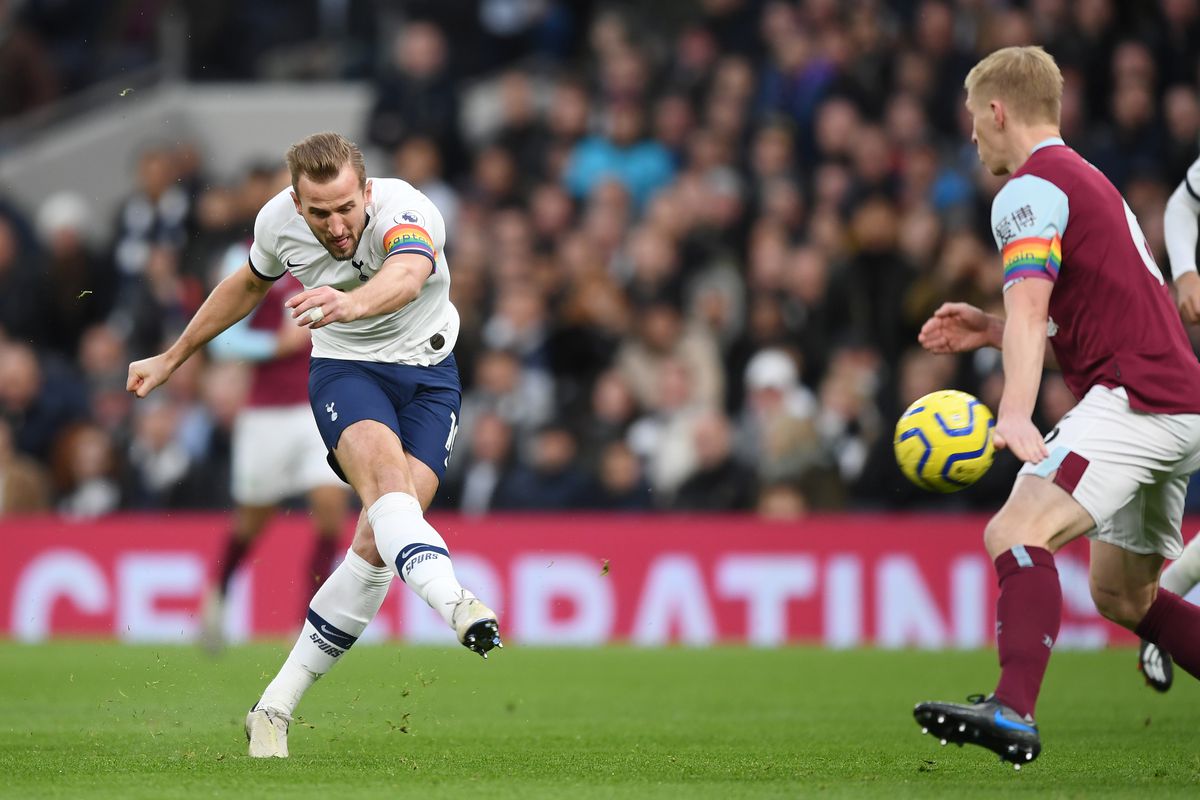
[350, 528, 385, 567]
[347, 510, 385, 567]
[983, 508, 1060, 559]
[1090, 586, 1150, 630]
[983, 517, 1030, 559]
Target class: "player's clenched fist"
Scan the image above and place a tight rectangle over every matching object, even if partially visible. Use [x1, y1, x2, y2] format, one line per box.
[286, 286, 361, 329]
[127, 353, 174, 398]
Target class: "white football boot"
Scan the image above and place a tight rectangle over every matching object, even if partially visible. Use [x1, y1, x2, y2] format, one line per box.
[245, 705, 291, 758]
[451, 596, 502, 658]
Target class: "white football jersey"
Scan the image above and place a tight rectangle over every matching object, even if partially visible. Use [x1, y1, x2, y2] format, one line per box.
[248, 177, 459, 365]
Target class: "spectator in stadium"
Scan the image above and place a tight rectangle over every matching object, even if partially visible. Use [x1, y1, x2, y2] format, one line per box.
[443, 410, 516, 516]
[112, 144, 191, 286]
[0, 341, 87, 462]
[540, 75, 592, 180]
[549, 268, 631, 406]
[457, 347, 554, 454]
[0, 1, 59, 119]
[493, 422, 591, 510]
[110, 144, 196, 357]
[50, 421, 120, 519]
[367, 20, 463, 177]
[0, 417, 50, 515]
[735, 347, 835, 504]
[36, 192, 115, 360]
[0, 211, 50, 345]
[482, 283, 553, 372]
[564, 101, 676, 210]
[813, 345, 882, 497]
[573, 368, 639, 471]
[672, 408, 756, 511]
[123, 398, 196, 509]
[585, 440, 653, 511]
[392, 136, 460, 237]
[627, 355, 710, 504]
[755, 481, 809, 520]
[616, 299, 723, 412]
[77, 322, 135, 437]
[779, 244, 852, 386]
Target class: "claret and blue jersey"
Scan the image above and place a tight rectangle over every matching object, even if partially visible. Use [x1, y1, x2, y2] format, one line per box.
[990, 137, 1200, 415]
[991, 138, 1068, 290]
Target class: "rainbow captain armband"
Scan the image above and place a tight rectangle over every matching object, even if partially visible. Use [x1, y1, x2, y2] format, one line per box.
[383, 223, 437, 264]
[1002, 234, 1061, 286]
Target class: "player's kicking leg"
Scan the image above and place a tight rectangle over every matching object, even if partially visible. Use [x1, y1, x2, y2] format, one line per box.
[1135, 531, 1200, 692]
[335, 417, 502, 658]
[361, 493, 503, 658]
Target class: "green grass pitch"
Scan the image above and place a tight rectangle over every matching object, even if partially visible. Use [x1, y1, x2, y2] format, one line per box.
[1, 642, 1198, 798]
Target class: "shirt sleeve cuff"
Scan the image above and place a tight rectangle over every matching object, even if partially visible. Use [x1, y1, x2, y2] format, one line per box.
[248, 255, 284, 282]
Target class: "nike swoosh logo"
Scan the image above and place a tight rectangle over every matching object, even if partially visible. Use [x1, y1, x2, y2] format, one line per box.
[993, 711, 1036, 733]
[286, 258, 306, 268]
[319, 624, 352, 644]
[398, 546, 421, 561]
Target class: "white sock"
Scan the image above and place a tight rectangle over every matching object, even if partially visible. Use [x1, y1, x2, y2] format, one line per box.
[367, 491, 470, 627]
[1161, 531, 1200, 597]
[257, 549, 392, 715]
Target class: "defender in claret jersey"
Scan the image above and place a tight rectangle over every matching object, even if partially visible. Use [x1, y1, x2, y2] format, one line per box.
[915, 46, 1200, 767]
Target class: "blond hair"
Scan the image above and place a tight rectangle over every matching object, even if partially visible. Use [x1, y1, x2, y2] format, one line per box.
[965, 46, 1063, 126]
[285, 132, 366, 193]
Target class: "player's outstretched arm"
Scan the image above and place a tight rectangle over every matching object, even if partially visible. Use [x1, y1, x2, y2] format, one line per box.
[918, 302, 1005, 354]
[994, 279, 1052, 463]
[285, 254, 432, 329]
[127, 263, 272, 398]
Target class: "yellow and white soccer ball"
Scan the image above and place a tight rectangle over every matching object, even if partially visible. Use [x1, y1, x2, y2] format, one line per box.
[893, 389, 995, 493]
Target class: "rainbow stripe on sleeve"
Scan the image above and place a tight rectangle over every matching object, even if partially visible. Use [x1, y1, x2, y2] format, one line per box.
[1002, 234, 1061, 284]
[383, 223, 436, 262]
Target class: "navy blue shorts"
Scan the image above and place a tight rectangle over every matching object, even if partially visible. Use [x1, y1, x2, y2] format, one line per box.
[308, 355, 462, 483]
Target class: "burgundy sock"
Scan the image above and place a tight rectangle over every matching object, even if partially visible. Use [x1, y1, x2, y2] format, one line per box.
[308, 535, 340, 589]
[1135, 590, 1200, 679]
[216, 535, 252, 593]
[992, 546, 1061, 719]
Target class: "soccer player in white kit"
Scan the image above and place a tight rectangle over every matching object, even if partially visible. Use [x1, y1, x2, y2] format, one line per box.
[127, 133, 500, 758]
[1137, 153, 1200, 691]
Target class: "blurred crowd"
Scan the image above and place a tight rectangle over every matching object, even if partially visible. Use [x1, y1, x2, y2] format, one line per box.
[3, 0, 1200, 518]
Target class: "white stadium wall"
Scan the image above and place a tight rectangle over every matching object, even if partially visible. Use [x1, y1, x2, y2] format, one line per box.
[0, 83, 378, 228]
